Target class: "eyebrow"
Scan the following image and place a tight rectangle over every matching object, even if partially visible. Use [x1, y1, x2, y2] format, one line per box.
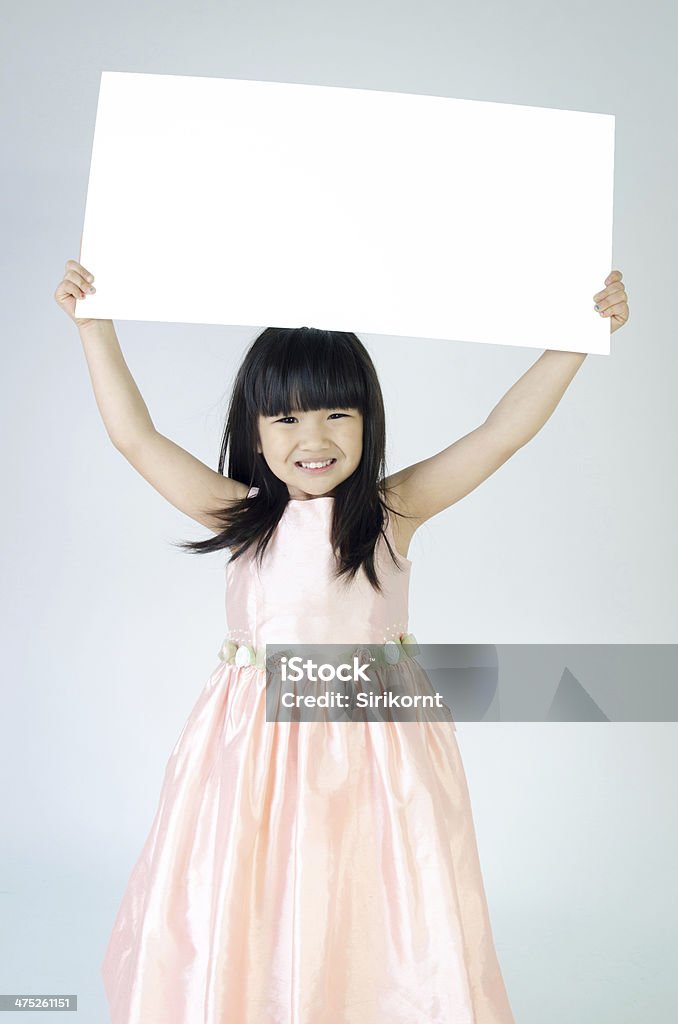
[267, 408, 354, 417]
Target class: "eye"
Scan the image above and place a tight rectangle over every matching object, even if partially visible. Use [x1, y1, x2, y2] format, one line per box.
[274, 412, 351, 424]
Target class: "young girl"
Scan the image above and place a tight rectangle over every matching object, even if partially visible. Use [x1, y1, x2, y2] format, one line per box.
[55, 259, 629, 1023]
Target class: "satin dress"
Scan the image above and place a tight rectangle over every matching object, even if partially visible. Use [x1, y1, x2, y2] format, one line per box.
[101, 488, 515, 1023]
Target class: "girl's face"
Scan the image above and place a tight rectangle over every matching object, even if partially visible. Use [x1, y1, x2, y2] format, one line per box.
[257, 407, 364, 500]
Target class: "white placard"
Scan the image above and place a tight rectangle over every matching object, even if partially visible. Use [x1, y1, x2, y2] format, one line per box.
[77, 72, 615, 354]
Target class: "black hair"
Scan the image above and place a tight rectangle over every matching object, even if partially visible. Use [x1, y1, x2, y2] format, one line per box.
[174, 326, 415, 592]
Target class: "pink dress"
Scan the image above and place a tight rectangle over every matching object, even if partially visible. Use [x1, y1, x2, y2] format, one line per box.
[101, 489, 515, 1023]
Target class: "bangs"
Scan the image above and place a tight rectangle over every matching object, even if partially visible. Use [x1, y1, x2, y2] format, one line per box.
[245, 328, 368, 418]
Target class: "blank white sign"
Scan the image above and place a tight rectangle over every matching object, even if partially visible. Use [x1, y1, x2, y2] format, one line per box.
[78, 72, 615, 354]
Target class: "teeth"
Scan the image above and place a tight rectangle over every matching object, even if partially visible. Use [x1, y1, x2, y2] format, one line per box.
[299, 459, 334, 469]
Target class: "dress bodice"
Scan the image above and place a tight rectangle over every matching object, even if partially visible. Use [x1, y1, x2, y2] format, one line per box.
[224, 487, 411, 651]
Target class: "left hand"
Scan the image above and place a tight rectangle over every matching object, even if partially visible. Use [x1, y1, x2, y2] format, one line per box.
[593, 270, 629, 335]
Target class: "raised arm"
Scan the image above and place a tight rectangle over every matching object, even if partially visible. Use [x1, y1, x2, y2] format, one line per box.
[80, 320, 248, 529]
[55, 259, 247, 532]
[386, 270, 630, 530]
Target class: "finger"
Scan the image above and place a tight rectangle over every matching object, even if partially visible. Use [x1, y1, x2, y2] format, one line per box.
[57, 280, 84, 303]
[598, 300, 628, 319]
[594, 281, 625, 299]
[65, 259, 95, 283]
[65, 269, 96, 298]
[55, 279, 82, 304]
[605, 301, 629, 319]
[593, 282, 626, 303]
[595, 291, 627, 314]
[605, 269, 623, 286]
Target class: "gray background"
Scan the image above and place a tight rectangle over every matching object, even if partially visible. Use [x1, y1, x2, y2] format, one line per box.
[2, 1, 677, 1021]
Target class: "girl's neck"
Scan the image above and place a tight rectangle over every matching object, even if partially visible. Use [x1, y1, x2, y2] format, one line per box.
[287, 487, 337, 501]
[288, 494, 335, 501]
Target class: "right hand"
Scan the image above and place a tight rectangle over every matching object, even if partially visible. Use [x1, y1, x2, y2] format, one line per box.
[54, 257, 111, 331]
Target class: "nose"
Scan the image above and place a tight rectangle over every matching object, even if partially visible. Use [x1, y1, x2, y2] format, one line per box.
[296, 438, 333, 458]
[297, 446, 333, 458]
[298, 427, 332, 451]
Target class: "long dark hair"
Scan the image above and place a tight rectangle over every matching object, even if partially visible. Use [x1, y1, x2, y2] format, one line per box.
[174, 326, 414, 592]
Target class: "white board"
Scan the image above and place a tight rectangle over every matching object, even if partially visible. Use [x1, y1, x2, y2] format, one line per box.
[77, 72, 615, 354]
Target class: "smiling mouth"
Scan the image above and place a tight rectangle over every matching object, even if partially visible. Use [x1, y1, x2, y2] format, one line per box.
[295, 458, 337, 472]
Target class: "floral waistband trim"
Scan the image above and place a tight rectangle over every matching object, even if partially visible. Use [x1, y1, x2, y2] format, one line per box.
[217, 632, 420, 670]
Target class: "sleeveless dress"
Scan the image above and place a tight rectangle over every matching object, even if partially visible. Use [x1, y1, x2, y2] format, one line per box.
[101, 489, 515, 1023]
